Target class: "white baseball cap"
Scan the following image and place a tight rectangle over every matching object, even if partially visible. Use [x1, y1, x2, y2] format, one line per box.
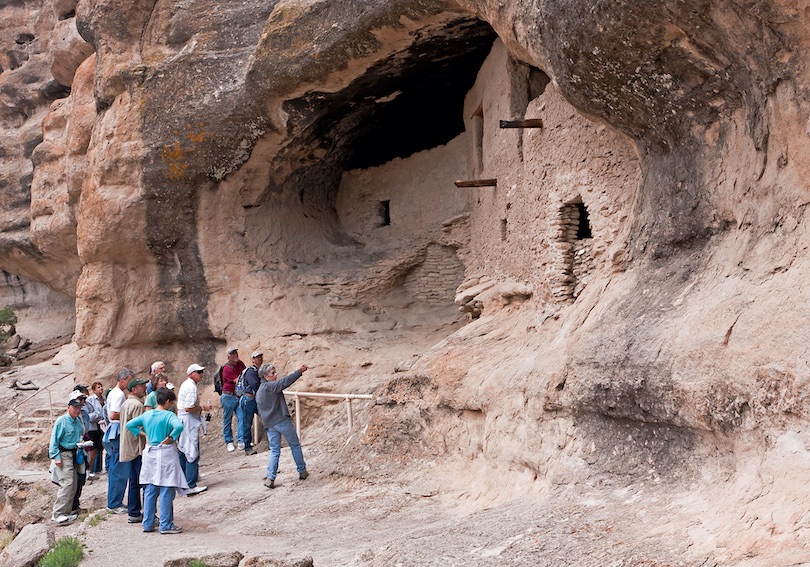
[187, 363, 205, 375]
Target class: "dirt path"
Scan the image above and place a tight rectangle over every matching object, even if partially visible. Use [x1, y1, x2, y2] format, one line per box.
[49, 433, 717, 567]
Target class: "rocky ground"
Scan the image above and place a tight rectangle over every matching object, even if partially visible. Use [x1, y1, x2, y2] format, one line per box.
[0, 344, 804, 567]
[24, 439, 714, 567]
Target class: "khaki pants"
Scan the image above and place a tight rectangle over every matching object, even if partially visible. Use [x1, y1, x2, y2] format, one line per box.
[51, 450, 78, 519]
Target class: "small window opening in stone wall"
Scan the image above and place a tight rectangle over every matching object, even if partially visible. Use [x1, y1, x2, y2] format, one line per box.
[549, 198, 596, 302]
[500, 218, 508, 241]
[378, 200, 391, 227]
[472, 103, 484, 175]
[576, 202, 592, 239]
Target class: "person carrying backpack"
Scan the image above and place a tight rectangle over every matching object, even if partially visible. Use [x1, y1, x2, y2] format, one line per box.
[238, 351, 263, 456]
[220, 348, 246, 452]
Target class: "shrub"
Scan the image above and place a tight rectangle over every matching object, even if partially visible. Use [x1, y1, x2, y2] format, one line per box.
[0, 307, 16, 342]
[38, 536, 83, 567]
[189, 560, 212, 567]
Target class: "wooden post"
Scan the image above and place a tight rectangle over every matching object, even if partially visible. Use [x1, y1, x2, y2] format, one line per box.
[295, 395, 301, 442]
[253, 413, 261, 446]
[499, 118, 544, 129]
[454, 179, 497, 188]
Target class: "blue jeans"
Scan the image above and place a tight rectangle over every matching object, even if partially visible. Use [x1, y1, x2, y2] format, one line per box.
[178, 449, 199, 488]
[143, 484, 176, 532]
[103, 424, 126, 508]
[91, 446, 103, 473]
[239, 396, 257, 450]
[265, 418, 306, 480]
[220, 394, 241, 444]
[120, 456, 142, 517]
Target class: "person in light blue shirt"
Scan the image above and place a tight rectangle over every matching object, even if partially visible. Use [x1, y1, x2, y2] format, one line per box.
[125, 387, 186, 534]
[48, 398, 84, 524]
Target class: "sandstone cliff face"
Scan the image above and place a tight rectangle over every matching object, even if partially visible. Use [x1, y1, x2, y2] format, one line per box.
[2, 0, 810, 562]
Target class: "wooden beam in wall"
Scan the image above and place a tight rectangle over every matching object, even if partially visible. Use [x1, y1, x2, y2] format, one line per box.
[454, 179, 497, 188]
[499, 118, 544, 129]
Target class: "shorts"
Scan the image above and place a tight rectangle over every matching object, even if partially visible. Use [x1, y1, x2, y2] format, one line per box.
[87, 429, 103, 451]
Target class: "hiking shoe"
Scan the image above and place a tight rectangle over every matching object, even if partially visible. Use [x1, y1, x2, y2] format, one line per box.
[237, 442, 245, 451]
[128, 515, 143, 523]
[160, 525, 182, 534]
[106, 506, 127, 514]
[264, 478, 275, 489]
[299, 470, 308, 481]
[226, 442, 235, 452]
[245, 448, 257, 456]
[186, 485, 208, 496]
[53, 514, 71, 525]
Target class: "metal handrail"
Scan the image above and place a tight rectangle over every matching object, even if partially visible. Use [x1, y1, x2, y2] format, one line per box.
[9, 371, 74, 445]
[283, 390, 373, 442]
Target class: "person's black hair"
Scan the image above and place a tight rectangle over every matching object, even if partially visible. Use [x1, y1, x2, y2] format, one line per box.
[156, 387, 176, 406]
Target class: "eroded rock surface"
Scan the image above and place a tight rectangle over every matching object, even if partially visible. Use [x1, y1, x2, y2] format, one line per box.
[1, 0, 810, 564]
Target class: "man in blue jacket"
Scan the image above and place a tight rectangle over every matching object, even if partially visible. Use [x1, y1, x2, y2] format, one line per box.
[255, 362, 309, 488]
[238, 350, 263, 456]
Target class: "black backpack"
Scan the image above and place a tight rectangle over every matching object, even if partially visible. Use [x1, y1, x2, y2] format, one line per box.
[213, 365, 224, 395]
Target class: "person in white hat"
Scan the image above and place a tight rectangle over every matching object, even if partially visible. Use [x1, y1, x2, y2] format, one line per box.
[176, 364, 212, 495]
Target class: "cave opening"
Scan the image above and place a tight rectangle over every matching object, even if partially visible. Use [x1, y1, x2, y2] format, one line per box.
[528, 67, 550, 101]
[346, 21, 497, 170]
[284, 18, 498, 176]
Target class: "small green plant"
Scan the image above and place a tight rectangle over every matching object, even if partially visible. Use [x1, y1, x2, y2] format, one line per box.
[38, 536, 83, 567]
[189, 560, 212, 567]
[0, 306, 17, 342]
[0, 529, 13, 551]
[87, 512, 107, 527]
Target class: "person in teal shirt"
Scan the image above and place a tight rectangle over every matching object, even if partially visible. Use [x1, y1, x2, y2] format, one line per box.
[144, 373, 169, 412]
[125, 388, 186, 534]
[49, 398, 84, 524]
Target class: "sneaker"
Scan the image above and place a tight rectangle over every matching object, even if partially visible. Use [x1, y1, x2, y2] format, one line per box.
[299, 470, 308, 481]
[71, 507, 87, 515]
[186, 485, 208, 496]
[245, 447, 257, 456]
[106, 506, 128, 514]
[67, 512, 79, 521]
[237, 442, 245, 451]
[53, 514, 71, 525]
[160, 525, 183, 534]
[143, 527, 155, 533]
[128, 515, 143, 523]
[226, 442, 235, 452]
[87, 472, 97, 480]
[264, 478, 275, 489]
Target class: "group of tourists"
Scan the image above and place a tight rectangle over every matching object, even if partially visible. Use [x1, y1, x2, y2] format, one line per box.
[218, 348, 310, 488]
[48, 348, 310, 534]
